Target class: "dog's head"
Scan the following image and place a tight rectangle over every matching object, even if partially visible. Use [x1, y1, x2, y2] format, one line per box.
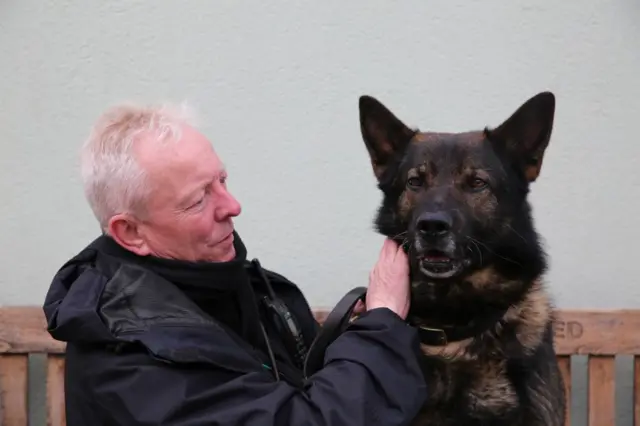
[359, 92, 555, 301]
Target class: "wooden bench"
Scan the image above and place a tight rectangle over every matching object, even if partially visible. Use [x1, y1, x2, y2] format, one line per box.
[1, 307, 639, 425]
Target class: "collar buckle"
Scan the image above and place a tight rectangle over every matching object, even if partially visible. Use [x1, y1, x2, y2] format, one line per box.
[418, 325, 448, 346]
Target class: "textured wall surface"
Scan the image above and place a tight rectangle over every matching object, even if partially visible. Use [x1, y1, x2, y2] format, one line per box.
[1, 0, 639, 424]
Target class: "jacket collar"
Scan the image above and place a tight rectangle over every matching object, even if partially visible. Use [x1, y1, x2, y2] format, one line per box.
[43, 241, 272, 375]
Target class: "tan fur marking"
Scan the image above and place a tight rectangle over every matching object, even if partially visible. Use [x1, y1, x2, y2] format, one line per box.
[398, 191, 413, 220]
[504, 280, 552, 352]
[399, 167, 421, 219]
[407, 167, 420, 179]
[451, 162, 498, 222]
[420, 338, 476, 361]
[525, 158, 544, 181]
[419, 278, 551, 360]
[463, 176, 498, 220]
[412, 130, 484, 145]
[458, 130, 486, 146]
[468, 361, 518, 415]
[466, 266, 518, 291]
[466, 266, 498, 288]
[369, 157, 385, 179]
[469, 195, 498, 221]
[411, 132, 445, 143]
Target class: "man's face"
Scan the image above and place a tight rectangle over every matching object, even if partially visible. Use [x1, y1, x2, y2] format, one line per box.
[129, 125, 242, 262]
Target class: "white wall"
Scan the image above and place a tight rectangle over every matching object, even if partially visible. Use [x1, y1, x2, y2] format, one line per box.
[1, 0, 639, 424]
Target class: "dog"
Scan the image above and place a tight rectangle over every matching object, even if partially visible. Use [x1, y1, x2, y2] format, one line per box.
[357, 91, 566, 426]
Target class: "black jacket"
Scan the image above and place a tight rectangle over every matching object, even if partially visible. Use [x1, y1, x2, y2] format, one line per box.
[43, 233, 427, 425]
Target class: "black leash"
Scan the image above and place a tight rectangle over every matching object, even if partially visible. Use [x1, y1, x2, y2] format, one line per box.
[303, 286, 367, 377]
[302, 287, 510, 378]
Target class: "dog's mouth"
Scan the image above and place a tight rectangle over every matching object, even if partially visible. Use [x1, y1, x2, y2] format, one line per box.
[418, 249, 465, 279]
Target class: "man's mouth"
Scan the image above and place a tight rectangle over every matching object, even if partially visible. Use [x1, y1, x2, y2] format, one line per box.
[418, 249, 464, 279]
[217, 231, 234, 245]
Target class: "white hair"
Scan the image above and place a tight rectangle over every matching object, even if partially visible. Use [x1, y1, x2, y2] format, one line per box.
[80, 101, 199, 231]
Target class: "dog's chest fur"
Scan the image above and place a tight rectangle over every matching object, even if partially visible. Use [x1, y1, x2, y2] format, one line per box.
[410, 356, 520, 426]
[404, 280, 557, 425]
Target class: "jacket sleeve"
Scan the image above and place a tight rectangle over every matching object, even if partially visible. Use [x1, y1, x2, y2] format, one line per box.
[91, 307, 428, 426]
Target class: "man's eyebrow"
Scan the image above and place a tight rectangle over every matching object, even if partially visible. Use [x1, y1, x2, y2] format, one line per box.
[178, 167, 228, 206]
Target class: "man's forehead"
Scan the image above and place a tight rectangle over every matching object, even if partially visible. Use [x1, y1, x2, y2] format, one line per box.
[135, 127, 219, 167]
[134, 132, 225, 199]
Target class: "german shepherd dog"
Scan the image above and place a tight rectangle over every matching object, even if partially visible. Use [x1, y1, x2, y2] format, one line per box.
[358, 92, 566, 425]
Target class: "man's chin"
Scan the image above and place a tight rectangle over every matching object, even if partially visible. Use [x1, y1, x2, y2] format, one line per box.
[218, 246, 236, 262]
[201, 237, 236, 262]
[204, 244, 236, 262]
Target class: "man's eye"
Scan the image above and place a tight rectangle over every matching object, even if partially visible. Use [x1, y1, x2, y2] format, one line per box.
[189, 197, 204, 209]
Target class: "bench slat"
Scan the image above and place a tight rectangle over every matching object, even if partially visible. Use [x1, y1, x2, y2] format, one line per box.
[315, 308, 640, 355]
[557, 356, 571, 426]
[1, 306, 639, 355]
[0, 307, 65, 354]
[635, 357, 639, 426]
[47, 355, 66, 426]
[555, 310, 640, 355]
[0, 354, 28, 426]
[588, 355, 615, 426]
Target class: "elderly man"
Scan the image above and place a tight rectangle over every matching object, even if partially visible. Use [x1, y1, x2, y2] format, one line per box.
[42, 103, 427, 425]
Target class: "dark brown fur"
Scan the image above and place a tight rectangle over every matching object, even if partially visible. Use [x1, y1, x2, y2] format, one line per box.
[358, 92, 566, 426]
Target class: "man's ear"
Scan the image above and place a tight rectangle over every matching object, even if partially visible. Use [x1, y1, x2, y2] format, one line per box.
[484, 91, 556, 182]
[359, 95, 416, 180]
[107, 213, 151, 256]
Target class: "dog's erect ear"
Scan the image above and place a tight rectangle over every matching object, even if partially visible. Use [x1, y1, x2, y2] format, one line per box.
[359, 95, 416, 180]
[485, 91, 556, 182]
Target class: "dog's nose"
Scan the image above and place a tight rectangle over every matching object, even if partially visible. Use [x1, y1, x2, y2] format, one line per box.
[417, 212, 452, 238]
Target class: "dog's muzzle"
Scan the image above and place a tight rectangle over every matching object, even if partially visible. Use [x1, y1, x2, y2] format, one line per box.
[412, 211, 466, 279]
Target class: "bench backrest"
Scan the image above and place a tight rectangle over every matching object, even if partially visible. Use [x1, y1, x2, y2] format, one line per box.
[1, 306, 639, 425]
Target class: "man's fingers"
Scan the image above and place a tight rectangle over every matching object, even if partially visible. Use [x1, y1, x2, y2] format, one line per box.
[377, 239, 391, 264]
[386, 238, 403, 263]
[395, 243, 407, 263]
[353, 299, 366, 314]
[384, 238, 398, 259]
[379, 238, 391, 260]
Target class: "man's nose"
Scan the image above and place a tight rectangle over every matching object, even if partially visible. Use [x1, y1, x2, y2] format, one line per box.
[215, 190, 242, 220]
[416, 211, 453, 239]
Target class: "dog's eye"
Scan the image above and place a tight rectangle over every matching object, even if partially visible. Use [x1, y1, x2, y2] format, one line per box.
[407, 177, 421, 188]
[469, 177, 488, 190]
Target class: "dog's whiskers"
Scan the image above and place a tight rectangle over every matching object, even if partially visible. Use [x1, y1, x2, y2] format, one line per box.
[390, 231, 408, 240]
[468, 239, 483, 266]
[506, 224, 529, 245]
[401, 236, 411, 251]
[466, 236, 521, 266]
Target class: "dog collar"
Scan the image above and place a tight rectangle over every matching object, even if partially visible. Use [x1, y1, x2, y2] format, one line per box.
[407, 309, 509, 346]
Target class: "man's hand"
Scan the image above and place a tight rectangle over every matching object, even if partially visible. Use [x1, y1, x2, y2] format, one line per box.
[352, 299, 366, 315]
[365, 238, 411, 319]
